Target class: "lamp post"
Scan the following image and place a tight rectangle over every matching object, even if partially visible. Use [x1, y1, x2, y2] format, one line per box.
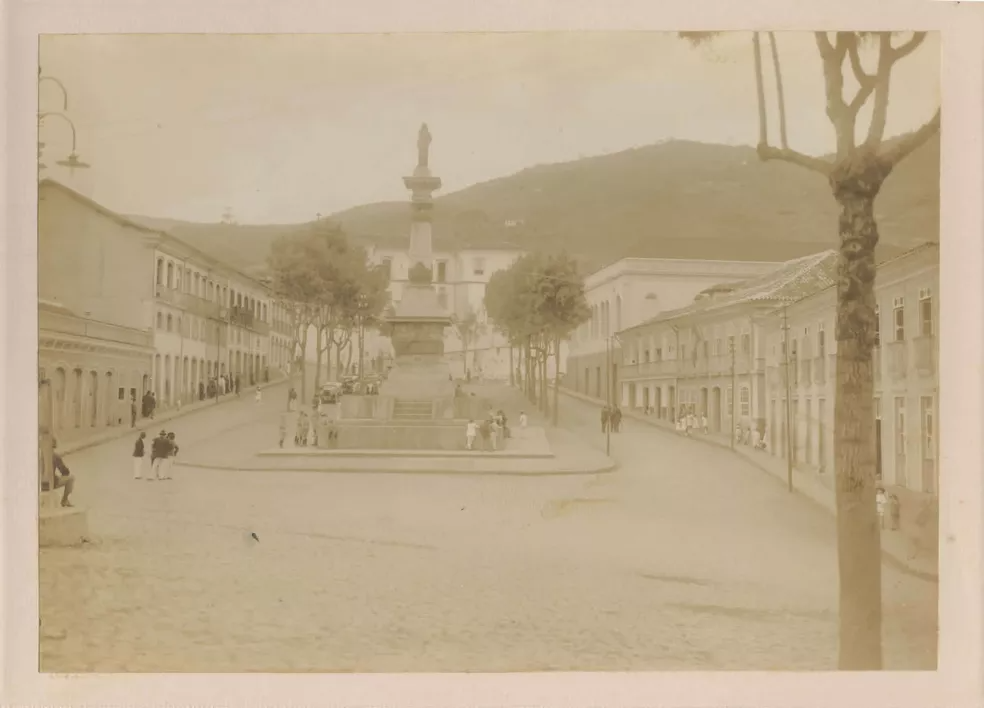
[730, 336, 737, 449]
[38, 70, 90, 175]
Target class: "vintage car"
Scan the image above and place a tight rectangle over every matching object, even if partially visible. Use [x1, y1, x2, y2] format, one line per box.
[318, 382, 343, 404]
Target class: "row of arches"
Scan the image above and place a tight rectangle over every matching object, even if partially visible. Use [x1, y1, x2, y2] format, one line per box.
[151, 350, 268, 405]
[44, 364, 150, 435]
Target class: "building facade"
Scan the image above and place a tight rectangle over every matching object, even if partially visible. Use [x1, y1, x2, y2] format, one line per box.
[614, 251, 838, 429]
[39, 300, 155, 439]
[762, 243, 940, 495]
[39, 179, 278, 412]
[367, 245, 524, 379]
[565, 257, 783, 404]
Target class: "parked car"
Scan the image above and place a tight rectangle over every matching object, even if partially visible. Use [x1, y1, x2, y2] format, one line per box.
[319, 383, 342, 404]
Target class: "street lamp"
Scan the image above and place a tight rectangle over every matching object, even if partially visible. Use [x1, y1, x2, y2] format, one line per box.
[38, 71, 90, 175]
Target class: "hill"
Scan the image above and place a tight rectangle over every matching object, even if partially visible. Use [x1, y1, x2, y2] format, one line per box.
[128, 133, 939, 275]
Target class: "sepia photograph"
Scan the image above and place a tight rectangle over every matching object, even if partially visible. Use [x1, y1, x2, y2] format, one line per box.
[32, 28, 944, 677]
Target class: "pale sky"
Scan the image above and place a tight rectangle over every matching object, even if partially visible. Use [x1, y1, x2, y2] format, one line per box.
[38, 32, 939, 224]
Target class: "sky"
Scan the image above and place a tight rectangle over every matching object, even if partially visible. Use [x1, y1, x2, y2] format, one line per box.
[38, 32, 939, 224]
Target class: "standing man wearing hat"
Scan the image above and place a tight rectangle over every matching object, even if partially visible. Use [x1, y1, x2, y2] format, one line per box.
[150, 429, 168, 480]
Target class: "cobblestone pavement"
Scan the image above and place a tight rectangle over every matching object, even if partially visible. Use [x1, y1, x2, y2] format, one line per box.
[39, 385, 937, 672]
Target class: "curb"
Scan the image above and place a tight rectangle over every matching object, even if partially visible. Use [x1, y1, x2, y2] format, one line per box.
[175, 459, 619, 478]
[59, 379, 290, 456]
[552, 386, 939, 583]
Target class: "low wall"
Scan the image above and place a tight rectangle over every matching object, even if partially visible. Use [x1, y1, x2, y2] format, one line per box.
[339, 394, 491, 421]
[316, 420, 470, 450]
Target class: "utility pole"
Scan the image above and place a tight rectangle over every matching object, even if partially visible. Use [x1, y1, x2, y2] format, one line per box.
[605, 335, 612, 457]
[730, 337, 736, 449]
[782, 306, 795, 492]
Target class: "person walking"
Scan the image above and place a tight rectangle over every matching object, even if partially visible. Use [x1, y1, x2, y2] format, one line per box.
[601, 406, 610, 434]
[465, 419, 477, 450]
[612, 407, 623, 433]
[479, 418, 491, 451]
[489, 417, 500, 451]
[132, 432, 147, 480]
[255, 385, 263, 404]
[519, 411, 528, 429]
[130, 396, 138, 428]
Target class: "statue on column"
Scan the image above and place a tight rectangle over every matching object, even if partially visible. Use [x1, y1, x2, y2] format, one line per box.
[417, 123, 432, 168]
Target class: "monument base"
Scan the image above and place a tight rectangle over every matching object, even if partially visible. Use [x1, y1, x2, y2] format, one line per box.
[377, 355, 454, 400]
[339, 393, 491, 421]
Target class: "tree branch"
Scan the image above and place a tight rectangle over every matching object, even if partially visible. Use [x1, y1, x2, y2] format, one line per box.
[846, 34, 876, 115]
[879, 109, 940, 166]
[864, 33, 894, 148]
[892, 32, 927, 61]
[757, 144, 833, 175]
[752, 32, 770, 149]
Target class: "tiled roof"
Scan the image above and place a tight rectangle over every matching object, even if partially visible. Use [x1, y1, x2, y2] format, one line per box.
[628, 250, 838, 329]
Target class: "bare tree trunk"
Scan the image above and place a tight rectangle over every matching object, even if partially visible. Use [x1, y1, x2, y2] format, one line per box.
[314, 326, 324, 394]
[509, 344, 515, 387]
[768, 32, 789, 149]
[831, 169, 884, 670]
[345, 340, 353, 374]
[299, 326, 309, 402]
[539, 350, 548, 415]
[551, 336, 560, 426]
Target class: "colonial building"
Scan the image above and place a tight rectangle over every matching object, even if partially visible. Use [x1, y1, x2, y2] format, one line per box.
[565, 256, 783, 404]
[367, 245, 524, 379]
[39, 300, 155, 438]
[39, 179, 277, 411]
[614, 251, 838, 428]
[762, 243, 940, 496]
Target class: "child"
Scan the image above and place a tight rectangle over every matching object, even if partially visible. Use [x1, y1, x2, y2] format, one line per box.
[132, 431, 147, 480]
[519, 411, 528, 429]
[465, 419, 477, 450]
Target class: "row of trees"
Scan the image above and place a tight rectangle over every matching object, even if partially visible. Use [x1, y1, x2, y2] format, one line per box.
[267, 222, 390, 400]
[679, 31, 938, 669]
[484, 251, 591, 425]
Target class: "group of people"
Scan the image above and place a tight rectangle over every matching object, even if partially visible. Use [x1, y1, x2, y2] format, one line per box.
[675, 409, 708, 436]
[465, 408, 523, 451]
[205, 374, 240, 400]
[600, 405, 623, 433]
[131, 429, 180, 480]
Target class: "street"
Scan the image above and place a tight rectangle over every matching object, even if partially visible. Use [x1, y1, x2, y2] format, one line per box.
[39, 383, 938, 672]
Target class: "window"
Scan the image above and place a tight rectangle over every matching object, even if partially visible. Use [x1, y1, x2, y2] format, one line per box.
[655, 347, 662, 361]
[118, 387, 125, 400]
[740, 386, 750, 416]
[166, 261, 174, 289]
[715, 338, 722, 356]
[643, 349, 651, 363]
[893, 296, 905, 341]
[920, 396, 934, 460]
[156, 312, 163, 329]
[818, 322, 826, 356]
[895, 396, 907, 456]
[166, 314, 173, 332]
[156, 259, 164, 286]
[436, 261, 447, 283]
[741, 332, 751, 354]
[727, 335, 735, 353]
[919, 288, 933, 336]
[194, 274, 200, 296]
[790, 338, 798, 359]
[874, 305, 881, 347]
[175, 268, 182, 292]
[473, 257, 486, 276]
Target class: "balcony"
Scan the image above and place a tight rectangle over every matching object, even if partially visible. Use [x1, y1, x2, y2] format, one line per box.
[886, 341, 908, 381]
[154, 286, 175, 304]
[229, 306, 255, 328]
[813, 356, 826, 385]
[912, 336, 936, 376]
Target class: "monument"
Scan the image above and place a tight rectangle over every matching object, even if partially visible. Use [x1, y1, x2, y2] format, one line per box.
[327, 124, 487, 449]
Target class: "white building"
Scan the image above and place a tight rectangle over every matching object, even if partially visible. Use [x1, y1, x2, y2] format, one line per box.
[565, 256, 783, 402]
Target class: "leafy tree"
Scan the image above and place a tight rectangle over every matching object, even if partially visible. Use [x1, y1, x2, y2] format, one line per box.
[680, 31, 939, 670]
[485, 251, 590, 423]
[451, 307, 484, 377]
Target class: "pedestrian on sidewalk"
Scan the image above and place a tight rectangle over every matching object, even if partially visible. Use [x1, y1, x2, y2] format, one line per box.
[701, 412, 708, 434]
[287, 387, 297, 412]
[601, 406, 610, 434]
[255, 385, 263, 404]
[150, 430, 168, 480]
[50, 440, 76, 507]
[489, 418, 500, 451]
[199, 381, 205, 401]
[519, 411, 528, 429]
[612, 407, 623, 433]
[479, 418, 491, 451]
[465, 419, 477, 450]
[235, 376, 241, 396]
[149, 392, 157, 419]
[279, 413, 288, 448]
[130, 396, 138, 428]
[132, 432, 147, 479]
[163, 432, 178, 479]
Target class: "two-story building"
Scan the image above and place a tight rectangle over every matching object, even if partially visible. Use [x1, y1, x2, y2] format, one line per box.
[565, 256, 783, 405]
[40, 179, 278, 415]
[762, 242, 939, 496]
[615, 251, 838, 428]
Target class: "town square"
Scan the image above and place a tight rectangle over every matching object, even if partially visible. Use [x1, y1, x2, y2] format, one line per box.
[34, 31, 940, 673]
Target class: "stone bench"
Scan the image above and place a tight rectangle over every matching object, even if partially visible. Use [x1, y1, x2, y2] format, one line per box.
[39, 489, 88, 547]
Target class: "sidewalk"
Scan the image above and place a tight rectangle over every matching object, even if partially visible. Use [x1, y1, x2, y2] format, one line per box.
[552, 385, 938, 582]
[57, 376, 290, 456]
